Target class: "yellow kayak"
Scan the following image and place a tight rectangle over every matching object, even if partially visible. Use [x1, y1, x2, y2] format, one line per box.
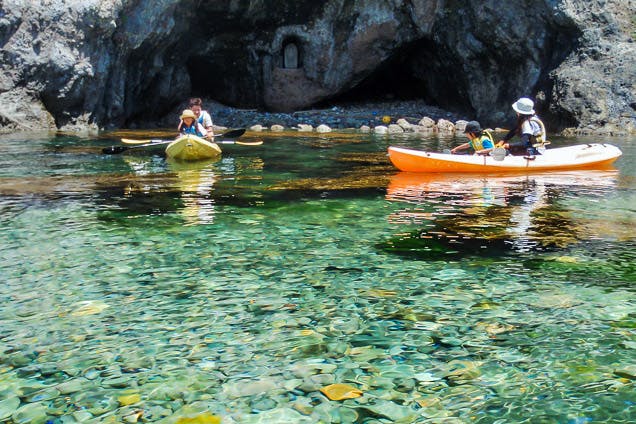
[388, 143, 622, 173]
[165, 134, 222, 160]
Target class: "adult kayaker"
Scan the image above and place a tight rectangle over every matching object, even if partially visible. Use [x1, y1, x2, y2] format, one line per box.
[177, 109, 208, 138]
[189, 97, 214, 138]
[498, 97, 546, 157]
[451, 121, 494, 155]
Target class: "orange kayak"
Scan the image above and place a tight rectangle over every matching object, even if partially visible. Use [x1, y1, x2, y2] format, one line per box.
[387, 144, 622, 173]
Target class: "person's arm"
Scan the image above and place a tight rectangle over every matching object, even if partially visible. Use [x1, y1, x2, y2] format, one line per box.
[198, 123, 208, 138]
[202, 111, 214, 137]
[503, 134, 530, 150]
[499, 119, 520, 145]
[177, 120, 184, 133]
[451, 143, 469, 154]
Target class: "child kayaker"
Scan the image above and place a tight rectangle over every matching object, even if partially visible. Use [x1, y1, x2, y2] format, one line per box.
[177, 109, 207, 138]
[451, 121, 494, 155]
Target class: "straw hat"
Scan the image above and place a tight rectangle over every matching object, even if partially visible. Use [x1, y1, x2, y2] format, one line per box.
[180, 109, 196, 120]
[512, 98, 535, 115]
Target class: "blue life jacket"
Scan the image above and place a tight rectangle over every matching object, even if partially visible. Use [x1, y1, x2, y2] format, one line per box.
[181, 123, 203, 137]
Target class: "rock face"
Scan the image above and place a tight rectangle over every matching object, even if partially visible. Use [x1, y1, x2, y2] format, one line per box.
[0, 0, 634, 134]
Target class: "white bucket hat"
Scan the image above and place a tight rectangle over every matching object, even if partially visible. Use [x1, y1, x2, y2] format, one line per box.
[512, 97, 535, 115]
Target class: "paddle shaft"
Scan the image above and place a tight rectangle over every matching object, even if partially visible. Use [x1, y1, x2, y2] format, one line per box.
[122, 128, 246, 145]
[103, 138, 261, 155]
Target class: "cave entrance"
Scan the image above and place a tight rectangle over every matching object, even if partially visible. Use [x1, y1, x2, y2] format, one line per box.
[324, 44, 431, 106]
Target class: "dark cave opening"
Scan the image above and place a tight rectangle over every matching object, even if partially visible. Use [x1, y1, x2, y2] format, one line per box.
[321, 51, 432, 107]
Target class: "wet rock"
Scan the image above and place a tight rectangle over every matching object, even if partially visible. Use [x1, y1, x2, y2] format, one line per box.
[316, 124, 332, 133]
[0, 396, 20, 421]
[12, 402, 49, 424]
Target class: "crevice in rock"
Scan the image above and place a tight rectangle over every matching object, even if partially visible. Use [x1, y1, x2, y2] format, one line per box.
[318, 41, 436, 108]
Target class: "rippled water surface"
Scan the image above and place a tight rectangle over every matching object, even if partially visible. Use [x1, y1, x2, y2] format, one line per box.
[1, 130, 635, 423]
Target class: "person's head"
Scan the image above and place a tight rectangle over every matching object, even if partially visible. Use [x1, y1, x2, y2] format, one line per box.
[180, 109, 196, 125]
[512, 97, 535, 116]
[189, 98, 203, 117]
[464, 120, 482, 139]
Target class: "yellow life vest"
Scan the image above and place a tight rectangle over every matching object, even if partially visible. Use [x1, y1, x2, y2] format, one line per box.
[530, 116, 547, 144]
[471, 132, 494, 151]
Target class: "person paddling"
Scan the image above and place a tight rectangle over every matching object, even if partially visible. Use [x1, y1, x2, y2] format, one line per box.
[451, 121, 494, 155]
[177, 109, 208, 138]
[498, 97, 546, 157]
[188, 97, 214, 138]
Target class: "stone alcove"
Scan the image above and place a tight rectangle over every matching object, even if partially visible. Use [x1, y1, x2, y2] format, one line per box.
[281, 38, 302, 69]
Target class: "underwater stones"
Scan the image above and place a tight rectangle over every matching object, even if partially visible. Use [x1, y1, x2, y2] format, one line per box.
[299, 373, 336, 392]
[222, 379, 278, 399]
[74, 392, 119, 415]
[56, 377, 91, 394]
[289, 362, 336, 379]
[16, 365, 39, 378]
[613, 365, 636, 380]
[320, 383, 363, 401]
[250, 395, 278, 411]
[441, 360, 482, 384]
[11, 402, 48, 424]
[71, 300, 109, 316]
[24, 387, 60, 402]
[0, 396, 20, 420]
[241, 407, 311, 423]
[118, 392, 142, 406]
[357, 399, 417, 422]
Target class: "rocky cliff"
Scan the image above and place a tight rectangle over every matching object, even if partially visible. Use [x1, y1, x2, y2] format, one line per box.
[1, 0, 634, 134]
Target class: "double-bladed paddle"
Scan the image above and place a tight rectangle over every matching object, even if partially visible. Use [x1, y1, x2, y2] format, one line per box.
[121, 128, 246, 145]
[102, 136, 262, 155]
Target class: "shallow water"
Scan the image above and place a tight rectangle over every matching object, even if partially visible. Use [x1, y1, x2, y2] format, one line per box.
[0, 130, 635, 423]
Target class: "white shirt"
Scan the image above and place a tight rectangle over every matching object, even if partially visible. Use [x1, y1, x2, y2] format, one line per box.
[521, 117, 542, 136]
[198, 110, 213, 129]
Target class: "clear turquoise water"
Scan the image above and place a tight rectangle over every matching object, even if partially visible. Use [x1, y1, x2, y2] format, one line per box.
[0, 131, 635, 423]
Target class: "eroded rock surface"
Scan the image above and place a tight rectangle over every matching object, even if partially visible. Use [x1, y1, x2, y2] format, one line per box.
[0, 0, 634, 134]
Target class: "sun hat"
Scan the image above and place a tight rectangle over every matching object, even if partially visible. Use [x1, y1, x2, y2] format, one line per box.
[463, 120, 482, 134]
[512, 97, 535, 115]
[180, 109, 196, 120]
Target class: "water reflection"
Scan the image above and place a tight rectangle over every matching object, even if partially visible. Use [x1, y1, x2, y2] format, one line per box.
[166, 159, 218, 225]
[383, 170, 620, 257]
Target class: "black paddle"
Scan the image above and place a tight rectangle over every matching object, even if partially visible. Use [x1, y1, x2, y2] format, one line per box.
[103, 128, 250, 155]
[120, 128, 246, 145]
[103, 137, 262, 155]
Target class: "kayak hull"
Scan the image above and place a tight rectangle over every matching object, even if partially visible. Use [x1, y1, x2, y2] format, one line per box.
[165, 135, 222, 160]
[387, 144, 622, 173]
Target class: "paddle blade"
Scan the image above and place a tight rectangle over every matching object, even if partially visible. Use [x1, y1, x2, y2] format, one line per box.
[235, 140, 263, 146]
[102, 146, 129, 154]
[220, 128, 246, 138]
